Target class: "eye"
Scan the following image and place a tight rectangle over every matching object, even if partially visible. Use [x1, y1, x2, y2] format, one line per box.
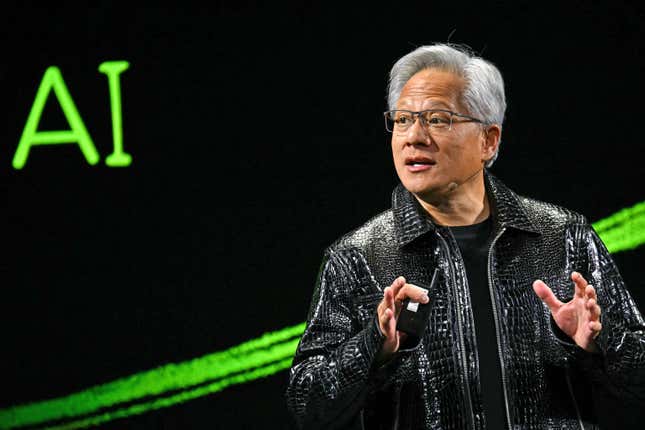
[428, 112, 451, 125]
[395, 114, 413, 125]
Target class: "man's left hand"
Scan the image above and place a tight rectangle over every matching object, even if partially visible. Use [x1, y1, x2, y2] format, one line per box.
[532, 272, 602, 353]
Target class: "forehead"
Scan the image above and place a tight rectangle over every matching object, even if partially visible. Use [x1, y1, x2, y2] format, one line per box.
[397, 68, 465, 110]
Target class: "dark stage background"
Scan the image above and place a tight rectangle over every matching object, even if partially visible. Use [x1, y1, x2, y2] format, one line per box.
[2, 2, 644, 429]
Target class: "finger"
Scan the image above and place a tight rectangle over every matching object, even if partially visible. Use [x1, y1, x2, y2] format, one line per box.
[384, 287, 395, 311]
[586, 298, 601, 321]
[588, 320, 602, 335]
[394, 284, 430, 304]
[394, 284, 428, 303]
[389, 276, 407, 298]
[532, 280, 563, 313]
[379, 307, 395, 336]
[585, 285, 601, 319]
[585, 284, 597, 301]
[571, 272, 588, 298]
[378, 287, 393, 320]
[391, 286, 408, 318]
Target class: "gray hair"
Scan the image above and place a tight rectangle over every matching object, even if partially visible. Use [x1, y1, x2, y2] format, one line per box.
[387, 44, 506, 167]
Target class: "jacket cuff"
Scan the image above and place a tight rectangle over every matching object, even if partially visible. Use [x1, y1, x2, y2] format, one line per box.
[371, 314, 422, 356]
[367, 313, 386, 355]
[368, 316, 397, 380]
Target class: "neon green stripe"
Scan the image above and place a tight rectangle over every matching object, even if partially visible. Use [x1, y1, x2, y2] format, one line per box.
[41, 358, 295, 430]
[596, 212, 645, 253]
[593, 200, 645, 253]
[0, 324, 304, 429]
[592, 200, 645, 233]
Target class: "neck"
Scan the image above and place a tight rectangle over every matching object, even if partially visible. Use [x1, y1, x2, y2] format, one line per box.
[414, 170, 490, 226]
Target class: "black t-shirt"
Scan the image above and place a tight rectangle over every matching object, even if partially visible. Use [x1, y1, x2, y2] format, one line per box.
[449, 217, 506, 430]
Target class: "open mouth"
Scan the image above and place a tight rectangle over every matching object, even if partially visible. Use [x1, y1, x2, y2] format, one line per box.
[405, 156, 436, 169]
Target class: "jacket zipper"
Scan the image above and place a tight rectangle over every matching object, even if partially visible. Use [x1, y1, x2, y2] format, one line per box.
[487, 227, 513, 430]
[565, 368, 586, 430]
[437, 232, 476, 429]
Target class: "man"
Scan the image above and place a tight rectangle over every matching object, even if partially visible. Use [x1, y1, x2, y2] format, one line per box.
[286, 44, 644, 429]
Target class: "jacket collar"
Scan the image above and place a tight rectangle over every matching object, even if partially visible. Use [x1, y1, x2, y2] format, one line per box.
[392, 170, 540, 248]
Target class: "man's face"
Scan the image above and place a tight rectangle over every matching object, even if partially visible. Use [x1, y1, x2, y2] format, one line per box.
[391, 68, 492, 200]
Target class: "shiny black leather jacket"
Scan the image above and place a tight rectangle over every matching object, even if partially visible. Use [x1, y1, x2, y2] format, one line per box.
[287, 172, 645, 429]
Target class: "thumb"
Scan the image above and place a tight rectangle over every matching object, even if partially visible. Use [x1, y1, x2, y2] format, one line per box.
[532, 280, 563, 313]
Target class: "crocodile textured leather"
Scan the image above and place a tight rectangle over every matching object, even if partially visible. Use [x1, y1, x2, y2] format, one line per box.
[286, 171, 645, 429]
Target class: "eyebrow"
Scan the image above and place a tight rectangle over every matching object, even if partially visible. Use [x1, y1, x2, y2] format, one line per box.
[428, 102, 453, 110]
[397, 101, 455, 111]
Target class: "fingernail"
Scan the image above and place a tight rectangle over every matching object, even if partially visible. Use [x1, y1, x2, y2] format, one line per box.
[421, 294, 429, 304]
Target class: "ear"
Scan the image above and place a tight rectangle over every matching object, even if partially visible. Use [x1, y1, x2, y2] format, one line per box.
[481, 124, 501, 163]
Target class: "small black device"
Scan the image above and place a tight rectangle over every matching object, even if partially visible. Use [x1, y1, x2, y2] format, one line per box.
[396, 268, 438, 340]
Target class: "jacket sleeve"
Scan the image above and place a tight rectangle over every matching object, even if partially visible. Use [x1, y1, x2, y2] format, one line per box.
[285, 248, 386, 429]
[569, 223, 645, 400]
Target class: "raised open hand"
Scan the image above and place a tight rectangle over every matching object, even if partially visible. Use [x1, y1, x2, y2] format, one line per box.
[532, 272, 602, 353]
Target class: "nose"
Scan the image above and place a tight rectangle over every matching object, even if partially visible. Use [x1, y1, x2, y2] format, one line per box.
[403, 115, 432, 146]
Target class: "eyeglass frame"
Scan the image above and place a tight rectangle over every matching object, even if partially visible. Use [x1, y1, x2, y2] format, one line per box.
[383, 109, 489, 134]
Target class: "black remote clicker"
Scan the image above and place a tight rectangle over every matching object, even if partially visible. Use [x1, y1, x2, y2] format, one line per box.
[396, 268, 438, 339]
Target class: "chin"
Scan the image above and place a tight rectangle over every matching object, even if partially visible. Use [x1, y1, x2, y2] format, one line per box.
[400, 176, 441, 197]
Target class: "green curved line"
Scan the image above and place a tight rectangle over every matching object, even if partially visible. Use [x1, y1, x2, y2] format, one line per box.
[0, 324, 304, 429]
[592, 200, 645, 234]
[592, 200, 645, 254]
[596, 213, 645, 253]
[41, 358, 295, 430]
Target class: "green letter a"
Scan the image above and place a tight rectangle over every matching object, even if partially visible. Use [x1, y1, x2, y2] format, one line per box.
[12, 66, 99, 169]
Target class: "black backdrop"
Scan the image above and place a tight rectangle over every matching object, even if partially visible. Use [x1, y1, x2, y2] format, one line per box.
[2, 2, 644, 429]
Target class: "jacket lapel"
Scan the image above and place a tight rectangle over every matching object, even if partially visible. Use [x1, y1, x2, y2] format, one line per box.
[391, 171, 541, 243]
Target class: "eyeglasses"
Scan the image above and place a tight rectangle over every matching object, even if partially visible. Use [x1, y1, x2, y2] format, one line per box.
[384, 109, 487, 134]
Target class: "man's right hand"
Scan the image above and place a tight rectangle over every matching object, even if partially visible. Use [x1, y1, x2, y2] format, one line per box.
[376, 276, 429, 363]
